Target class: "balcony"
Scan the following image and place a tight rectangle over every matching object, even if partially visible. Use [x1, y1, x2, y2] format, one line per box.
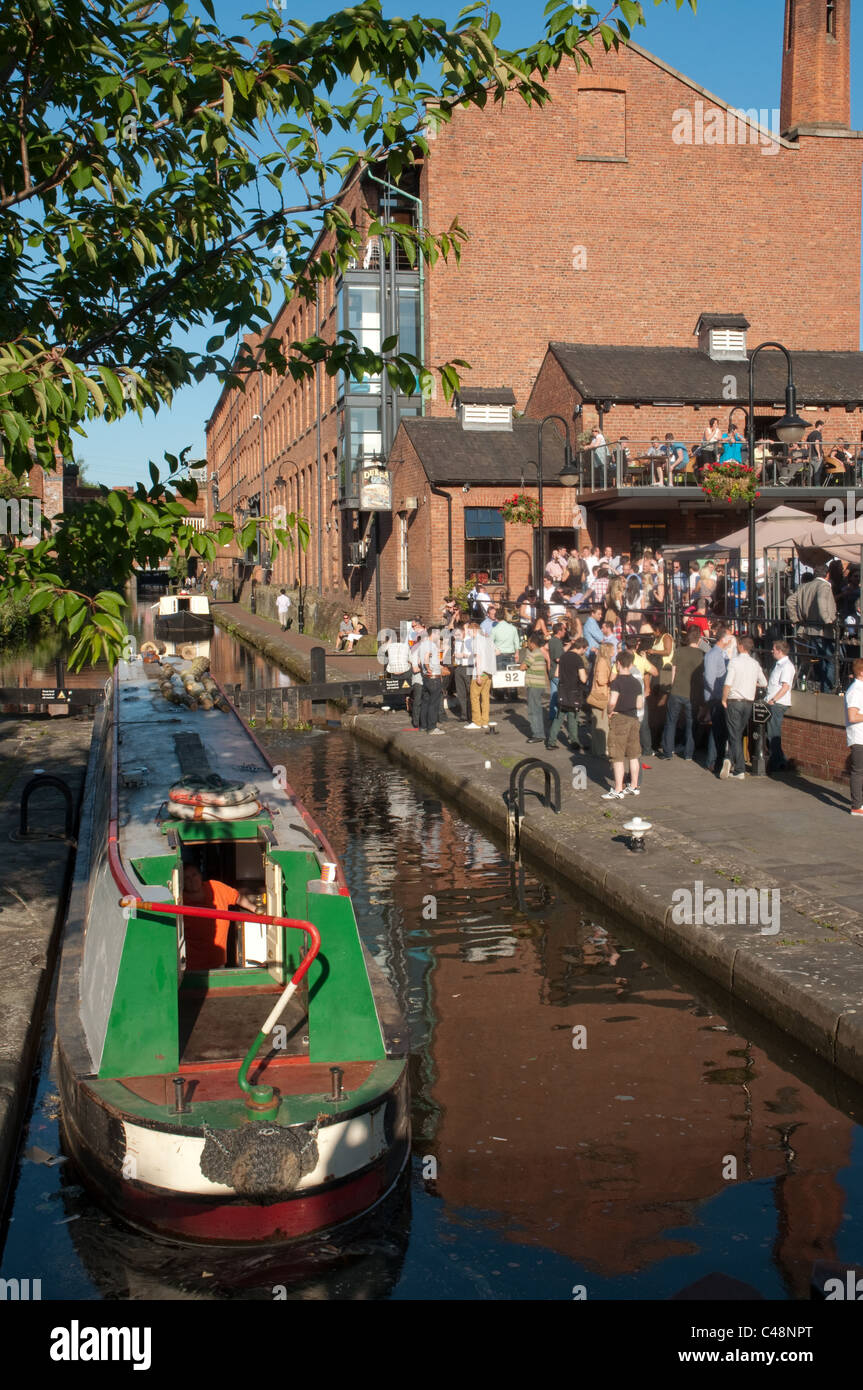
[574, 440, 863, 497]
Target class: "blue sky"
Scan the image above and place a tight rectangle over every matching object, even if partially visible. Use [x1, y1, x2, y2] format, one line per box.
[80, 0, 863, 486]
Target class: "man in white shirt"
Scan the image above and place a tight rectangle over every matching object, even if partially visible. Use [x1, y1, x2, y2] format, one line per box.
[581, 544, 598, 577]
[720, 636, 767, 780]
[544, 549, 567, 584]
[275, 589, 292, 630]
[467, 627, 497, 729]
[845, 659, 863, 815]
[416, 629, 445, 735]
[765, 639, 795, 773]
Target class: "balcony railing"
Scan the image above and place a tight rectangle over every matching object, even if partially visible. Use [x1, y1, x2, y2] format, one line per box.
[575, 441, 863, 492]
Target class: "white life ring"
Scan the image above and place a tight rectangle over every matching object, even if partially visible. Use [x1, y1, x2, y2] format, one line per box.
[167, 800, 262, 822]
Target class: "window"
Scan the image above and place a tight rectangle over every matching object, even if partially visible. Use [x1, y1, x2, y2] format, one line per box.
[343, 283, 381, 392]
[827, 1, 836, 37]
[398, 285, 420, 360]
[629, 521, 667, 559]
[465, 507, 505, 584]
[398, 514, 409, 592]
[787, 0, 794, 47]
[577, 89, 626, 161]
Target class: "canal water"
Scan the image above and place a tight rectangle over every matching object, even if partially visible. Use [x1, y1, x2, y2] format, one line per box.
[0, 589, 288, 695]
[2, 601, 862, 1299]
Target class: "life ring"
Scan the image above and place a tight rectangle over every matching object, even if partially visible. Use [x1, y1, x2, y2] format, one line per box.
[169, 780, 259, 808]
[167, 800, 262, 822]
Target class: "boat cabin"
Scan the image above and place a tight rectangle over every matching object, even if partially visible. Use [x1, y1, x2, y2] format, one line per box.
[157, 593, 210, 618]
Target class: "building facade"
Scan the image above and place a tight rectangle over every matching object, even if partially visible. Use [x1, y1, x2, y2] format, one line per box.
[205, 0, 862, 629]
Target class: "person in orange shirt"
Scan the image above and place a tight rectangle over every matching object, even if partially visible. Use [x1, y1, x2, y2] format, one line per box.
[181, 859, 257, 971]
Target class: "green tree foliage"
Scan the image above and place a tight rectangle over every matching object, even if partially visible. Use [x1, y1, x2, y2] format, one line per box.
[0, 0, 695, 664]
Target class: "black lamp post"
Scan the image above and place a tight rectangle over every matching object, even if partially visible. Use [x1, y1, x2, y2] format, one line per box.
[534, 414, 576, 585]
[746, 343, 808, 620]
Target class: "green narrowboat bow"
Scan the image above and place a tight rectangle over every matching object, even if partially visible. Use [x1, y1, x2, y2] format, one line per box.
[56, 656, 409, 1244]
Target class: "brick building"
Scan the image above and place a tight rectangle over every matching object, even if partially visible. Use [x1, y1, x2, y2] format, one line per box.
[524, 326, 863, 559]
[205, 0, 862, 630]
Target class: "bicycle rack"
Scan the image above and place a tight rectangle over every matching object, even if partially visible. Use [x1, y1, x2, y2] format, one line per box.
[506, 758, 561, 859]
[14, 774, 77, 845]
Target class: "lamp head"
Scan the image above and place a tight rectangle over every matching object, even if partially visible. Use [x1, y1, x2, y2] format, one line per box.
[772, 383, 807, 444]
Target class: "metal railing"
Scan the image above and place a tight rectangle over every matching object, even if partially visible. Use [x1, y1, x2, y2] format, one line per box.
[574, 440, 863, 492]
[660, 590, 859, 696]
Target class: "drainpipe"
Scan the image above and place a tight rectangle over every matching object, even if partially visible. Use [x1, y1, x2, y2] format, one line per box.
[364, 169, 425, 416]
[429, 482, 453, 596]
[315, 279, 323, 592]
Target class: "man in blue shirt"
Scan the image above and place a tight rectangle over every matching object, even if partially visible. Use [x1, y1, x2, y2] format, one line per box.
[659, 434, 688, 485]
[703, 628, 736, 773]
[479, 603, 497, 637]
[583, 604, 605, 653]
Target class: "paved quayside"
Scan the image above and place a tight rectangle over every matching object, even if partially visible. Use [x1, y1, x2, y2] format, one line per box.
[206, 606, 863, 1086]
[0, 718, 91, 1201]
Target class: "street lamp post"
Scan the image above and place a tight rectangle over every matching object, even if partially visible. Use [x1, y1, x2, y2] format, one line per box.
[535, 414, 577, 585]
[746, 342, 808, 621]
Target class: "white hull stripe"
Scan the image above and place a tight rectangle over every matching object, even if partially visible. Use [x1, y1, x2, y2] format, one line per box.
[121, 1107, 388, 1196]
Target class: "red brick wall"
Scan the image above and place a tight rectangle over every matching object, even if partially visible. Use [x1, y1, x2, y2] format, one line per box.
[781, 0, 851, 132]
[423, 43, 862, 410]
[204, 178, 375, 605]
[382, 425, 587, 628]
[783, 712, 852, 786]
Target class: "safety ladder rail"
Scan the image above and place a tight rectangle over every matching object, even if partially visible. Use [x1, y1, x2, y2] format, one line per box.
[120, 897, 321, 1110]
[505, 758, 561, 858]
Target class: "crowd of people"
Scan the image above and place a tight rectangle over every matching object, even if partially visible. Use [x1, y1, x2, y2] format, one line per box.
[375, 548, 863, 814]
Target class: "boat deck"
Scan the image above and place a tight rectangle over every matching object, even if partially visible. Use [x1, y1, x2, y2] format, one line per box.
[115, 659, 321, 865]
[178, 989, 308, 1064]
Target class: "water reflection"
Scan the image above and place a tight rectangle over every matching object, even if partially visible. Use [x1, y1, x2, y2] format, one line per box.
[1, 727, 862, 1299]
[0, 585, 289, 693]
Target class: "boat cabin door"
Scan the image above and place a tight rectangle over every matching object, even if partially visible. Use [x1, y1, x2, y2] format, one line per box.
[264, 857, 284, 983]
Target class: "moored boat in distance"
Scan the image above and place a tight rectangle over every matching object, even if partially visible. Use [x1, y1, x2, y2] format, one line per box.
[153, 591, 213, 641]
[56, 656, 410, 1244]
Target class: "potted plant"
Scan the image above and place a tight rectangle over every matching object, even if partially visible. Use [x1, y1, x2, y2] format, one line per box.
[700, 461, 760, 504]
[499, 493, 542, 525]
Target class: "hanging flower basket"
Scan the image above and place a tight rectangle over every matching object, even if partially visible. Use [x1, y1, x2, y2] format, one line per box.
[700, 461, 759, 504]
[499, 493, 542, 525]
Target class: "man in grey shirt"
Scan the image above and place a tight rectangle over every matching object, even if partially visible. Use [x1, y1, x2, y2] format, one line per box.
[703, 627, 735, 773]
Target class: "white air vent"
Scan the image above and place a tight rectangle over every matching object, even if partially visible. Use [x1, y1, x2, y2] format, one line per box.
[709, 328, 747, 359]
[460, 403, 513, 431]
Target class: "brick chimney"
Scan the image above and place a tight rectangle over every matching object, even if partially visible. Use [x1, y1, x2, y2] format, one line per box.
[780, 0, 851, 136]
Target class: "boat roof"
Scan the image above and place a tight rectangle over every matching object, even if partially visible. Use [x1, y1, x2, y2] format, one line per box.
[115, 659, 321, 865]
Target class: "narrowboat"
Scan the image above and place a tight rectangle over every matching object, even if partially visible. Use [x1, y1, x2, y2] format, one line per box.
[56, 656, 410, 1244]
[152, 591, 213, 641]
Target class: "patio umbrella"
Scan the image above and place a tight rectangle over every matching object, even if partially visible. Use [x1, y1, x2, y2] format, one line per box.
[710, 506, 815, 551]
[662, 506, 816, 558]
